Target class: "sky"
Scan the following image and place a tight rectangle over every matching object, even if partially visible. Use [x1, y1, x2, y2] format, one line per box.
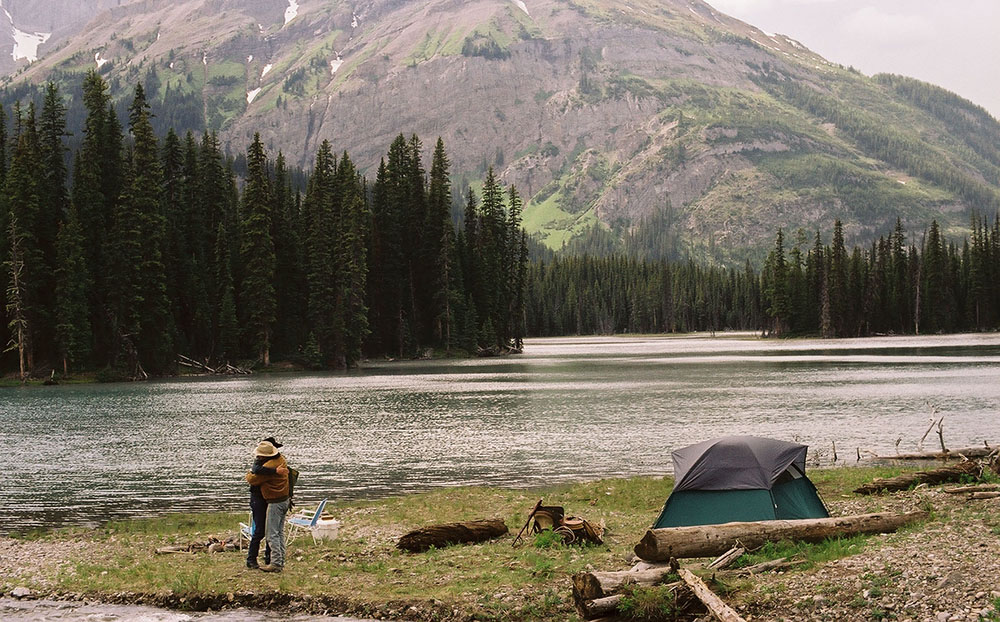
[706, 0, 1000, 119]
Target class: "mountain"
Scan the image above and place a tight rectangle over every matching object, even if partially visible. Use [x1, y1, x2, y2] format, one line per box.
[0, 1, 122, 75]
[6, 0, 1000, 261]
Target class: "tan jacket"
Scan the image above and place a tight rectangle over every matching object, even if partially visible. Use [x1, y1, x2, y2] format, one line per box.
[245, 454, 289, 502]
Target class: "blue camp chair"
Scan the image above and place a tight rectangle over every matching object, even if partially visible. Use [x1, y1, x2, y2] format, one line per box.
[286, 499, 329, 543]
[238, 512, 254, 550]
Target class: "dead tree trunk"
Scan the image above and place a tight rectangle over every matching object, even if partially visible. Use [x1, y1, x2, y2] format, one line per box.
[879, 446, 993, 460]
[572, 566, 679, 601]
[396, 519, 508, 552]
[678, 568, 745, 622]
[634, 511, 927, 561]
[853, 460, 981, 494]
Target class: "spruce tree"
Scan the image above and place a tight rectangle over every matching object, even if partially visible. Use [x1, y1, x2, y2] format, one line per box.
[108, 84, 173, 376]
[304, 140, 338, 364]
[54, 204, 91, 374]
[5, 103, 44, 372]
[239, 133, 276, 365]
[336, 152, 369, 367]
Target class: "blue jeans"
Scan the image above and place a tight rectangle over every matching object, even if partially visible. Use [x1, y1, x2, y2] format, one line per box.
[265, 498, 290, 567]
[247, 496, 270, 566]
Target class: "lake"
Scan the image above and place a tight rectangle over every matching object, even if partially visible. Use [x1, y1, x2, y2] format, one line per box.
[2, 333, 999, 532]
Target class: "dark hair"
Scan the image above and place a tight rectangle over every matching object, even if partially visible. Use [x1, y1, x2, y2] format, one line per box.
[263, 436, 283, 448]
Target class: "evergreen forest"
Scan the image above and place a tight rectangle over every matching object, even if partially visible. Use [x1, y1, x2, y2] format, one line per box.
[526, 217, 1000, 338]
[1, 73, 528, 380]
[4, 73, 1000, 381]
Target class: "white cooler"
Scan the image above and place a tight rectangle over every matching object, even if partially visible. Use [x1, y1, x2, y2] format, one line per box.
[313, 518, 341, 541]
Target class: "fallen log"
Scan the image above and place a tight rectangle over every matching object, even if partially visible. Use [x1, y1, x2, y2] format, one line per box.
[727, 557, 806, 576]
[396, 519, 508, 553]
[678, 568, 745, 622]
[707, 546, 746, 570]
[576, 594, 622, 620]
[854, 460, 981, 494]
[634, 511, 927, 561]
[572, 567, 679, 601]
[970, 491, 1000, 500]
[877, 446, 993, 461]
[943, 484, 1000, 494]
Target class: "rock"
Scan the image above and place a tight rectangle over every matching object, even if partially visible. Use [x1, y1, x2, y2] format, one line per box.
[936, 612, 950, 622]
[11, 586, 31, 598]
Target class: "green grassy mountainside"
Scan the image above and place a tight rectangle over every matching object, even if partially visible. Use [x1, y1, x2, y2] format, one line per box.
[7, 0, 1000, 261]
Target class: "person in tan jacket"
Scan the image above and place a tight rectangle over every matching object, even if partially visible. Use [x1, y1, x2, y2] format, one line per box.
[245, 441, 290, 572]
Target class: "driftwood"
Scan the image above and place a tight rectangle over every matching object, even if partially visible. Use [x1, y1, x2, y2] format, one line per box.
[177, 354, 252, 375]
[678, 568, 745, 622]
[727, 557, 806, 576]
[943, 484, 1000, 494]
[970, 491, 1000, 500]
[634, 511, 927, 561]
[572, 565, 679, 602]
[878, 446, 993, 461]
[396, 519, 508, 553]
[707, 546, 745, 570]
[155, 536, 237, 554]
[853, 459, 981, 494]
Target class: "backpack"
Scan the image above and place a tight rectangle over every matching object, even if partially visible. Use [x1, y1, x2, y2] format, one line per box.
[287, 467, 300, 509]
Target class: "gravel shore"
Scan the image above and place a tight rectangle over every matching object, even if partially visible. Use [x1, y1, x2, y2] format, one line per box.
[1, 474, 998, 621]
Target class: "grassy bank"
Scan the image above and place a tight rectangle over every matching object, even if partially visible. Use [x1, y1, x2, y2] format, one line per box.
[2, 466, 983, 621]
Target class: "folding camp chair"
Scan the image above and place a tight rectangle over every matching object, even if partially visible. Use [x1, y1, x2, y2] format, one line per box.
[238, 512, 254, 550]
[286, 499, 330, 543]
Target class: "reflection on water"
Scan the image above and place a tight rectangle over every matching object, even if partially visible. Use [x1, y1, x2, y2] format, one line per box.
[2, 333, 999, 531]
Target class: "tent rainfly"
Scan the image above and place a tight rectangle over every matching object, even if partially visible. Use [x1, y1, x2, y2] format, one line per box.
[653, 436, 829, 528]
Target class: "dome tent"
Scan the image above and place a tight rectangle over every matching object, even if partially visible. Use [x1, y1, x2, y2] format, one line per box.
[653, 436, 829, 528]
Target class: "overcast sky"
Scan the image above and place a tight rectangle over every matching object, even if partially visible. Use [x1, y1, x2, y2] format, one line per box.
[707, 0, 1000, 119]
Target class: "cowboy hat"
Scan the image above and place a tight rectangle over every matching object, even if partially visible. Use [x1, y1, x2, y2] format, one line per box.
[254, 441, 278, 458]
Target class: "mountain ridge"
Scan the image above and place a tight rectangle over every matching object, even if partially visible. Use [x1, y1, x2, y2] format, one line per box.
[5, 0, 999, 260]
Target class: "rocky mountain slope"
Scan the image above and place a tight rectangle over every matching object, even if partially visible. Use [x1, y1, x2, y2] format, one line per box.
[7, 0, 1000, 260]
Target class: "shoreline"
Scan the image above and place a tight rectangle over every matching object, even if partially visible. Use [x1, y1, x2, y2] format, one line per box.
[3, 467, 999, 621]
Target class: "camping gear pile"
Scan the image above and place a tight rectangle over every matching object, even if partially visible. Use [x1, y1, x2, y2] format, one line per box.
[512, 499, 604, 546]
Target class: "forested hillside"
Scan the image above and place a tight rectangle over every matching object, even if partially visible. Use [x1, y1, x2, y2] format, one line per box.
[1, 73, 528, 379]
[4, 0, 999, 260]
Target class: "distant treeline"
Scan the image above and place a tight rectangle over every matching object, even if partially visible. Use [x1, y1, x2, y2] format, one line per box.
[1, 72, 527, 379]
[526, 217, 1000, 337]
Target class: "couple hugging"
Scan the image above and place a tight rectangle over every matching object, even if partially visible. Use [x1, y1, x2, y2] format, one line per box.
[244, 437, 295, 573]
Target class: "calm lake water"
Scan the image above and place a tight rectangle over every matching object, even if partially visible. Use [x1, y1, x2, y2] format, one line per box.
[2, 333, 999, 532]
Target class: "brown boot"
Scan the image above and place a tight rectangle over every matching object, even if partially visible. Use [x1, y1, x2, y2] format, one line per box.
[259, 564, 283, 573]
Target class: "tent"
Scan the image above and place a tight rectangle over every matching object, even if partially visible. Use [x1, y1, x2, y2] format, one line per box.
[653, 436, 829, 528]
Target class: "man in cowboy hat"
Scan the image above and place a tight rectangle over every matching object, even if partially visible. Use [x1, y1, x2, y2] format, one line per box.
[244, 438, 288, 570]
[245, 440, 291, 573]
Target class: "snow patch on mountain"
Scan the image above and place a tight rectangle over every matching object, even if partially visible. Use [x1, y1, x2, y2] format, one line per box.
[330, 56, 343, 74]
[2, 5, 49, 62]
[512, 0, 529, 16]
[262, 63, 272, 78]
[352, 13, 359, 28]
[247, 55, 253, 63]
[95, 51, 108, 69]
[247, 87, 261, 104]
[284, 0, 298, 26]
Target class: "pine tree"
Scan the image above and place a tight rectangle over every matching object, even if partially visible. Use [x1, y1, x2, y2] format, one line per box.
[336, 153, 370, 367]
[213, 223, 238, 362]
[54, 204, 91, 374]
[5, 214, 28, 380]
[239, 133, 276, 365]
[5, 103, 44, 372]
[304, 140, 338, 365]
[425, 137, 452, 345]
[765, 228, 789, 335]
[108, 84, 173, 376]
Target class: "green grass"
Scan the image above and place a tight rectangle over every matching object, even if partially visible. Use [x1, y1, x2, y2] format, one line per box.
[734, 534, 870, 570]
[12, 466, 939, 621]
